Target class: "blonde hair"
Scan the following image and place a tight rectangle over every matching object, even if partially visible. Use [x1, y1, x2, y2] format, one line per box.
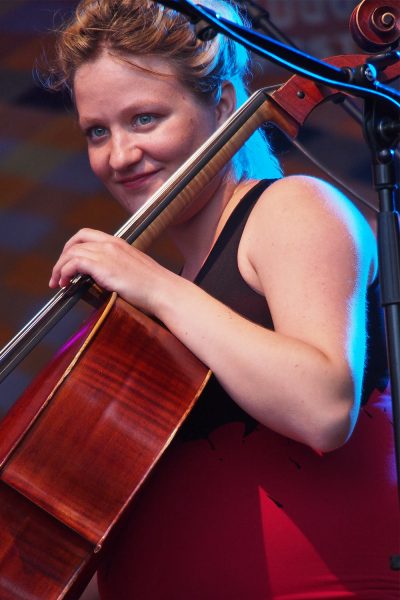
[45, 0, 281, 180]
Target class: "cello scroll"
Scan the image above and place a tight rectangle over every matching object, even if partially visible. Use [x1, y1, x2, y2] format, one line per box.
[350, 0, 400, 52]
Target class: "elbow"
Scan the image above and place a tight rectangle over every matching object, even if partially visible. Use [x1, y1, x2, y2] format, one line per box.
[309, 395, 357, 454]
[308, 368, 359, 453]
[313, 430, 350, 454]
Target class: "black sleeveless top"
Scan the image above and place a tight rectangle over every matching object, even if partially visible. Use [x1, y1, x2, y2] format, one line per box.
[179, 179, 388, 440]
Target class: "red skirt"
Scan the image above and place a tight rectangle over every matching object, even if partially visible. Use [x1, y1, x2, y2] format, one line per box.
[97, 389, 400, 599]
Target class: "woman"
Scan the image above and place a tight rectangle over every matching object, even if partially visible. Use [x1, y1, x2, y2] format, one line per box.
[46, 0, 398, 598]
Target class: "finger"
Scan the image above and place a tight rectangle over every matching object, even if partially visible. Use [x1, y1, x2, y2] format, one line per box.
[62, 228, 114, 252]
[49, 245, 101, 288]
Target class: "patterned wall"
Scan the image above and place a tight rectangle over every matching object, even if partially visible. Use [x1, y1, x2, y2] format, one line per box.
[0, 0, 391, 414]
[0, 0, 128, 412]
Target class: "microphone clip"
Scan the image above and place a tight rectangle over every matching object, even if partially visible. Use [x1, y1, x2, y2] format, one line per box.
[193, 16, 218, 41]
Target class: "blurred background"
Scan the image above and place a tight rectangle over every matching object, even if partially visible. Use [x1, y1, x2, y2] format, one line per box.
[0, 0, 398, 414]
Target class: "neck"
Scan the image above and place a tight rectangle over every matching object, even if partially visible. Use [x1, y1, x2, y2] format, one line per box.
[168, 173, 257, 281]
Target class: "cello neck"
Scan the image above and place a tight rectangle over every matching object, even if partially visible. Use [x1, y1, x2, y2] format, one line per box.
[114, 87, 297, 250]
[0, 88, 297, 384]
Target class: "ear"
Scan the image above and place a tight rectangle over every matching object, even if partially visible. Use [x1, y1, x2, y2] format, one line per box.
[215, 81, 237, 126]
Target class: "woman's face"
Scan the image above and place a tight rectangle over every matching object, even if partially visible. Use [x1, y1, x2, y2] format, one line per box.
[74, 51, 226, 215]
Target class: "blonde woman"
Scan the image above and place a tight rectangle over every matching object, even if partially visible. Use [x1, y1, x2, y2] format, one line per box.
[47, 1, 398, 597]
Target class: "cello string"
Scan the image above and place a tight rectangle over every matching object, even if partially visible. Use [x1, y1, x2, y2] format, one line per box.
[0, 74, 386, 381]
[289, 136, 378, 213]
[112, 86, 275, 242]
[0, 86, 277, 382]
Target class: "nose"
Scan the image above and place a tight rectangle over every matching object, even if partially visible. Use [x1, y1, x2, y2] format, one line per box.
[109, 130, 143, 172]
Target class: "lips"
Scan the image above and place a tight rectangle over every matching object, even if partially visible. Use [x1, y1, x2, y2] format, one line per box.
[115, 170, 161, 189]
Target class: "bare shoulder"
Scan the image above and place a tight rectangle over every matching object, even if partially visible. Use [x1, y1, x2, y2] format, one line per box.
[253, 175, 373, 235]
[239, 175, 377, 291]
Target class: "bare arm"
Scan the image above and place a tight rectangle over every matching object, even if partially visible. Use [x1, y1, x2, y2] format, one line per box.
[50, 176, 376, 452]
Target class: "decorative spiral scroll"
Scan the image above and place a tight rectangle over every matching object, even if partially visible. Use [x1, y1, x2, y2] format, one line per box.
[350, 0, 400, 52]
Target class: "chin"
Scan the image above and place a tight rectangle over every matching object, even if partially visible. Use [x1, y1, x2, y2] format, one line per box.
[111, 178, 168, 215]
[107, 188, 144, 215]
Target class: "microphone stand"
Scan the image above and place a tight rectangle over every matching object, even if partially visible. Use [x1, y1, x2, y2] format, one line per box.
[235, 0, 400, 162]
[157, 0, 400, 567]
[235, 0, 297, 50]
[235, 0, 364, 128]
[233, 0, 390, 219]
[158, 0, 400, 103]
[361, 56, 400, 574]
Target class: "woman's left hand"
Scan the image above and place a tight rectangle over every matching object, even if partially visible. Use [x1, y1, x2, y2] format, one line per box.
[49, 228, 173, 315]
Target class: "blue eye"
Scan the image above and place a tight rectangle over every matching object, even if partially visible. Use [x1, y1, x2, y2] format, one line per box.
[93, 126, 107, 137]
[135, 114, 154, 127]
[87, 126, 107, 140]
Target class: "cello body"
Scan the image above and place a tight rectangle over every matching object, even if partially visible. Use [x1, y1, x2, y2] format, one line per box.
[0, 294, 209, 598]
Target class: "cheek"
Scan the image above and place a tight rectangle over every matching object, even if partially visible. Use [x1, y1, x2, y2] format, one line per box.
[163, 130, 204, 165]
[183, 114, 217, 154]
[88, 148, 108, 181]
[154, 112, 215, 163]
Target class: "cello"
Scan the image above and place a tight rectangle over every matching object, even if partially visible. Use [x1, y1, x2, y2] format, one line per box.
[0, 1, 399, 597]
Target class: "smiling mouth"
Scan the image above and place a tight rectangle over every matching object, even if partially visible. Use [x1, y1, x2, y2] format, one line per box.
[116, 170, 161, 188]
